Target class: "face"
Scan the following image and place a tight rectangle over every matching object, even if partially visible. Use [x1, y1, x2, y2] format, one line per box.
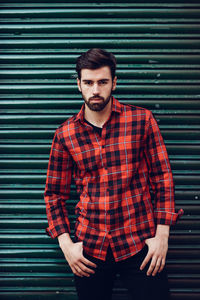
[77, 66, 117, 112]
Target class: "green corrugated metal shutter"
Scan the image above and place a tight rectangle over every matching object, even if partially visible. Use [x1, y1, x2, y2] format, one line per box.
[0, 0, 200, 299]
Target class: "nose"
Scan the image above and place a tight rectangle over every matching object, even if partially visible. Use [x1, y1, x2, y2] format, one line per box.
[92, 83, 100, 95]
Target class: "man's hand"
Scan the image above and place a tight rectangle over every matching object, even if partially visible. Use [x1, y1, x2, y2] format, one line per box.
[140, 224, 169, 276]
[59, 238, 97, 278]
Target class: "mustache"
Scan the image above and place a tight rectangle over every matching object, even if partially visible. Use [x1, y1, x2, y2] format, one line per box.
[89, 96, 104, 101]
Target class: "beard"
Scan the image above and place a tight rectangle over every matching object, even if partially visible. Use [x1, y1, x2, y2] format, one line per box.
[82, 93, 112, 112]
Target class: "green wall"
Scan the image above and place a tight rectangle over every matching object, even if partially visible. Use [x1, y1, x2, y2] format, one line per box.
[0, 0, 200, 299]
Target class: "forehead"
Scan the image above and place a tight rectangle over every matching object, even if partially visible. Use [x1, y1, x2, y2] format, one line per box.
[80, 66, 112, 80]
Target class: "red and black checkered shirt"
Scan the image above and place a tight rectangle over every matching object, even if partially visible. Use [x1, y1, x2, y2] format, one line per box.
[44, 96, 183, 262]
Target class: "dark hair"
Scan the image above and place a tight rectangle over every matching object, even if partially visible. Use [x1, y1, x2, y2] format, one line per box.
[76, 48, 116, 80]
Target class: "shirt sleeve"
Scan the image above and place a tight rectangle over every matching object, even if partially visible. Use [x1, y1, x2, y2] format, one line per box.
[144, 111, 184, 226]
[44, 129, 73, 239]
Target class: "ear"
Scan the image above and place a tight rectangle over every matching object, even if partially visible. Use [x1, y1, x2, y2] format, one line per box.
[112, 76, 117, 91]
[77, 78, 82, 92]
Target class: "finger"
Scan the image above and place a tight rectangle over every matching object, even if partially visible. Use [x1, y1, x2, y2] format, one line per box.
[152, 257, 162, 276]
[81, 256, 98, 269]
[146, 255, 157, 276]
[158, 258, 166, 273]
[71, 266, 83, 277]
[140, 252, 152, 270]
[74, 264, 91, 277]
[78, 261, 96, 275]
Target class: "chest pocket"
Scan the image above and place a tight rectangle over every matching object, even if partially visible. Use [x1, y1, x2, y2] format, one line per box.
[70, 134, 102, 172]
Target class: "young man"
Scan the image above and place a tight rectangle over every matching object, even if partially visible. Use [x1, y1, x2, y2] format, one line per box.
[44, 48, 183, 300]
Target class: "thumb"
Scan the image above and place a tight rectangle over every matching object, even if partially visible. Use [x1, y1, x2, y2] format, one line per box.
[144, 238, 151, 246]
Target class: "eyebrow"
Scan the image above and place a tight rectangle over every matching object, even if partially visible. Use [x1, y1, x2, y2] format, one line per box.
[82, 79, 110, 82]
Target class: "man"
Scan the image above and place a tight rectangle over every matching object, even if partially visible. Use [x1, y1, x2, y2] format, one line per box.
[44, 48, 183, 300]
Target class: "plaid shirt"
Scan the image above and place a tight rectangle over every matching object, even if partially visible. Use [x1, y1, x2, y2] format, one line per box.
[44, 96, 183, 262]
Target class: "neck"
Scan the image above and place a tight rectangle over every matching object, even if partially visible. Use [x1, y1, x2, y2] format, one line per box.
[84, 96, 113, 128]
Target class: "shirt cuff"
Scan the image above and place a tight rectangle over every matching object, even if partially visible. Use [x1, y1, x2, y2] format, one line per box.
[45, 223, 71, 239]
[154, 208, 184, 226]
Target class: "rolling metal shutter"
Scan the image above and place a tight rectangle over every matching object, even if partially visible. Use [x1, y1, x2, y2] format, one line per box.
[0, 1, 200, 299]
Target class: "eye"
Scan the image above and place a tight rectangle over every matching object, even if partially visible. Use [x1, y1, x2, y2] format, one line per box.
[99, 80, 108, 85]
[84, 81, 93, 85]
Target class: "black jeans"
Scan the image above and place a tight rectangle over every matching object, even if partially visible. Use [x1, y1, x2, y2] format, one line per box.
[73, 244, 170, 300]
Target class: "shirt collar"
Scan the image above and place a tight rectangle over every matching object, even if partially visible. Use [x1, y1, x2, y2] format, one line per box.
[74, 96, 123, 123]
